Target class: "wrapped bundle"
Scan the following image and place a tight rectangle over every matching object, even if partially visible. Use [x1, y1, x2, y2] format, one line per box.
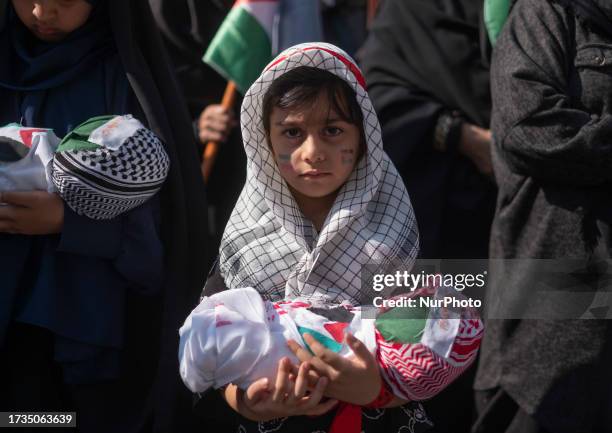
[52, 115, 170, 220]
[179, 286, 483, 401]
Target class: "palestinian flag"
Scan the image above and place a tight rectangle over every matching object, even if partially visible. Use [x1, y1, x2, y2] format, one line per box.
[204, 0, 279, 94]
[0, 124, 52, 162]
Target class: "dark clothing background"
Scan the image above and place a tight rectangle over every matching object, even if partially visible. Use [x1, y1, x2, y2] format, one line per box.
[360, 1, 496, 431]
[360, 0, 496, 260]
[322, 0, 368, 58]
[150, 0, 246, 249]
[149, 0, 231, 120]
[0, 0, 209, 431]
[475, 0, 612, 432]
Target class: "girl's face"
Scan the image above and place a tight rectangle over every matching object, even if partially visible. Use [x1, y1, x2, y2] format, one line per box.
[268, 93, 362, 201]
[11, 0, 93, 42]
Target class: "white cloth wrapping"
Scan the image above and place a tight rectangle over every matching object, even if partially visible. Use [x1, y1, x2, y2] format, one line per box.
[179, 287, 376, 393]
[0, 124, 58, 194]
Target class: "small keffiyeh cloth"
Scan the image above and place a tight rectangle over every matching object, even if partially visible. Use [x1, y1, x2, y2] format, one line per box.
[374, 286, 483, 401]
[179, 286, 483, 401]
[52, 115, 170, 220]
[0, 124, 58, 193]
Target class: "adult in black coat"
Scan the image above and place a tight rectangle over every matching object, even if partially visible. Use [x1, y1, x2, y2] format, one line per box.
[473, 0, 612, 432]
[0, 0, 209, 431]
[150, 0, 246, 251]
[360, 0, 497, 261]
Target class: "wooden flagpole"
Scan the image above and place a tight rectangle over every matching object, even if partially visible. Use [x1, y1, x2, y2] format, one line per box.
[201, 81, 238, 183]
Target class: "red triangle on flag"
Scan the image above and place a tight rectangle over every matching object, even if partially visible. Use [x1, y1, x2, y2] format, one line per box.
[324, 322, 349, 343]
[19, 129, 48, 148]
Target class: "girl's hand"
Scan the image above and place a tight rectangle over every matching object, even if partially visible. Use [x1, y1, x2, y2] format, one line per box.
[287, 333, 382, 405]
[0, 191, 64, 235]
[224, 357, 338, 422]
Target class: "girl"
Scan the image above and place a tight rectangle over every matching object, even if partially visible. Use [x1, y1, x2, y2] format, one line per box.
[0, 1, 207, 432]
[196, 43, 438, 433]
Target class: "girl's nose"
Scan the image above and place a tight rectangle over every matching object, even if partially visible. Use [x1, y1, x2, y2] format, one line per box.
[301, 135, 325, 163]
[33, 1, 54, 22]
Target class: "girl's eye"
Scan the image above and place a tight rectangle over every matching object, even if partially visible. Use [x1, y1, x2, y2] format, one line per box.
[324, 126, 343, 136]
[283, 128, 302, 139]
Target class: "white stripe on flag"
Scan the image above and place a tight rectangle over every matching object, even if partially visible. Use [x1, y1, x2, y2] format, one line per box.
[238, 0, 279, 39]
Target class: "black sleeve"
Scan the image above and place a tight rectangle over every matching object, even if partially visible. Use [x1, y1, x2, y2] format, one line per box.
[367, 83, 446, 163]
[491, 0, 612, 185]
[200, 257, 229, 299]
[57, 196, 164, 295]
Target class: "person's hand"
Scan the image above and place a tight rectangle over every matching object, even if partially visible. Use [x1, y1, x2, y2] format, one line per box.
[198, 104, 237, 144]
[458, 123, 493, 179]
[224, 357, 338, 422]
[287, 333, 382, 405]
[0, 191, 64, 235]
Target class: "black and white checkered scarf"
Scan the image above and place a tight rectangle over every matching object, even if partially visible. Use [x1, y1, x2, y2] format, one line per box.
[219, 43, 419, 305]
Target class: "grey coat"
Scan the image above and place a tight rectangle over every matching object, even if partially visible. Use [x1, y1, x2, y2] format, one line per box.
[475, 0, 612, 431]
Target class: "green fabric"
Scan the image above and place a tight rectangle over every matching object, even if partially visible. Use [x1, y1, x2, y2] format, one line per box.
[56, 115, 114, 152]
[203, 6, 272, 94]
[375, 305, 428, 344]
[298, 326, 343, 353]
[484, 0, 510, 45]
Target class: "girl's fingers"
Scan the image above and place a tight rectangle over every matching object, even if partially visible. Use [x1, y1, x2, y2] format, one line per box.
[244, 378, 270, 406]
[288, 338, 335, 375]
[345, 333, 373, 365]
[293, 362, 310, 399]
[302, 333, 346, 371]
[306, 369, 321, 388]
[300, 377, 329, 410]
[287, 339, 312, 362]
[272, 358, 291, 403]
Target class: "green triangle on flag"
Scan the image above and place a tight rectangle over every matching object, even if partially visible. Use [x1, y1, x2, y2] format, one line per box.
[204, 0, 279, 94]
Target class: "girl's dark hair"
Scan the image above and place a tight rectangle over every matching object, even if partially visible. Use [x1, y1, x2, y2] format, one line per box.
[262, 66, 366, 153]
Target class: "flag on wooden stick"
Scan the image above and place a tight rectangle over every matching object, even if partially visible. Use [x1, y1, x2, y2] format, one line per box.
[204, 0, 279, 94]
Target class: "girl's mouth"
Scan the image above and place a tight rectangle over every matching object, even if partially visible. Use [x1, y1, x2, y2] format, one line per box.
[300, 171, 331, 178]
[34, 25, 60, 37]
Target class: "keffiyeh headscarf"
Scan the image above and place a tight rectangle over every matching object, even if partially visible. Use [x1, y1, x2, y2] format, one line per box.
[219, 43, 419, 305]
